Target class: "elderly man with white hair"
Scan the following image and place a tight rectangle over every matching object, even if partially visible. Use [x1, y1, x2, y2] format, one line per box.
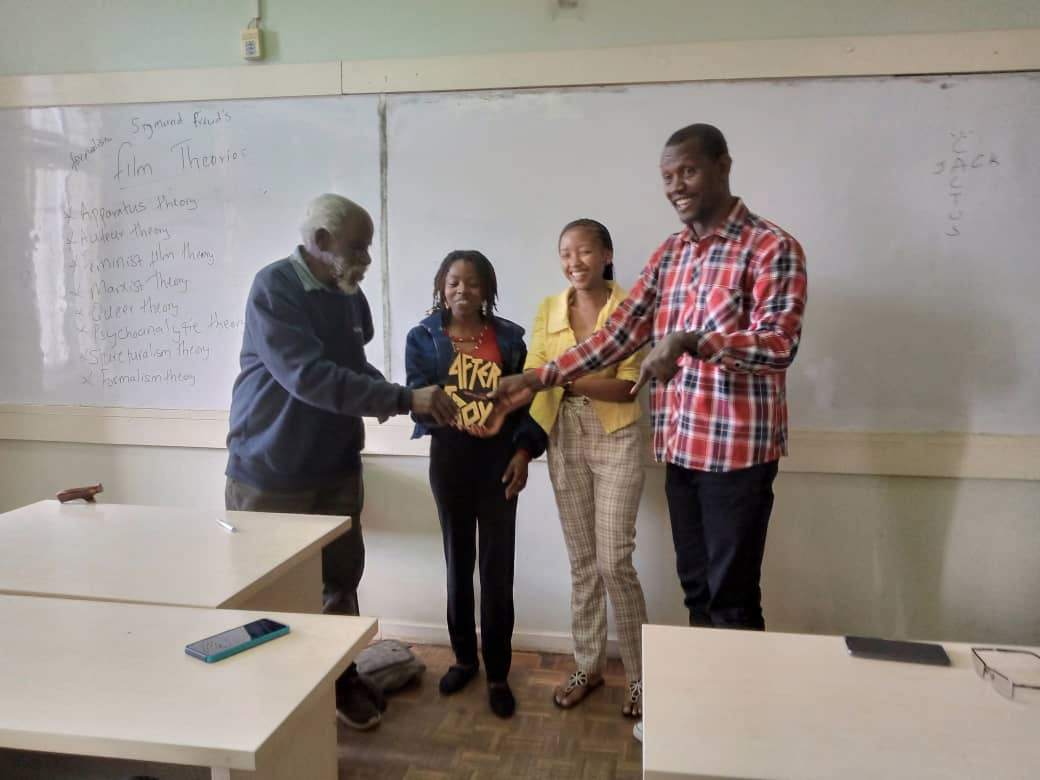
[225, 193, 456, 730]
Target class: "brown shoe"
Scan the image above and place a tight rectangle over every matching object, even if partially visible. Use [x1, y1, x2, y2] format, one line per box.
[552, 670, 604, 709]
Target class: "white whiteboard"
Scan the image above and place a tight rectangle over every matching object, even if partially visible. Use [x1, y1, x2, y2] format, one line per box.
[2, 74, 1038, 435]
[385, 74, 1040, 434]
[0, 95, 383, 409]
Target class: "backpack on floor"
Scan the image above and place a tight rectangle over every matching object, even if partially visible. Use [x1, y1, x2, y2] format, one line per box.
[354, 639, 426, 693]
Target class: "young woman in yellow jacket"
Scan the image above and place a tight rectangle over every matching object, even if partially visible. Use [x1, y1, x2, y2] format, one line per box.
[526, 218, 649, 718]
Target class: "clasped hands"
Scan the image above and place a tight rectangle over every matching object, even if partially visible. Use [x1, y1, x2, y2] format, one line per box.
[450, 370, 542, 438]
[426, 381, 533, 499]
[464, 329, 693, 434]
[436, 330, 691, 498]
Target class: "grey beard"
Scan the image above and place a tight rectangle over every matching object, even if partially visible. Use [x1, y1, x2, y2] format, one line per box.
[321, 251, 361, 294]
[334, 277, 360, 295]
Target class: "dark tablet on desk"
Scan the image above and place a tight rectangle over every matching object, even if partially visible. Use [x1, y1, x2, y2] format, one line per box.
[845, 635, 951, 666]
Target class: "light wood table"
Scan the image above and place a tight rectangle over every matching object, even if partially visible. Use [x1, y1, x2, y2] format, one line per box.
[0, 594, 375, 779]
[0, 500, 351, 612]
[642, 624, 1040, 780]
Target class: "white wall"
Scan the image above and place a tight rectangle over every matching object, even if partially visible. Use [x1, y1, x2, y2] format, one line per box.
[2, 0, 1038, 76]
[2, 439, 1037, 647]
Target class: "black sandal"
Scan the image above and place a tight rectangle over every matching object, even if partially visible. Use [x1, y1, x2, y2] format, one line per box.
[488, 681, 516, 718]
[439, 663, 478, 695]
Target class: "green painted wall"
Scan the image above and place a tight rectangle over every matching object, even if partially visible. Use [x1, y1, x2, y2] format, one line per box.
[1, 0, 1038, 76]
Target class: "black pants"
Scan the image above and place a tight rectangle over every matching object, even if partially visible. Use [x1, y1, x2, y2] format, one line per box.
[429, 433, 517, 682]
[225, 471, 365, 690]
[225, 471, 365, 615]
[664, 460, 778, 630]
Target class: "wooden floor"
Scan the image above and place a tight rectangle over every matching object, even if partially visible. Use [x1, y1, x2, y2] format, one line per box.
[338, 644, 642, 780]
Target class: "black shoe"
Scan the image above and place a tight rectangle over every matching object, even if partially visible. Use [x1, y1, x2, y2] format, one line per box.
[322, 588, 359, 616]
[336, 677, 381, 730]
[439, 663, 478, 695]
[488, 681, 515, 718]
[357, 672, 388, 713]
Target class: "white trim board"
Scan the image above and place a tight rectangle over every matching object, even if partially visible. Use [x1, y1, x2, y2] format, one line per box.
[339, 29, 1040, 95]
[0, 405, 1036, 481]
[0, 61, 341, 109]
[0, 29, 1037, 108]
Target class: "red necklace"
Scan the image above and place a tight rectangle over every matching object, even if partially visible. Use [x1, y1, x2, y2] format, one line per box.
[449, 322, 488, 351]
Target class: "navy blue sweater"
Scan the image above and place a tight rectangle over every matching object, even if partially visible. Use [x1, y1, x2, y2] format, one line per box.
[226, 253, 412, 491]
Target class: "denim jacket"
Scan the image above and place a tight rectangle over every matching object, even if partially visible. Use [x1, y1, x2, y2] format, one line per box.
[405, 310, 547, 458]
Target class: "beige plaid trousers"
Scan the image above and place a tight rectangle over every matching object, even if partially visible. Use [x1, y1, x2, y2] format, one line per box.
[547, 397, 648, 683]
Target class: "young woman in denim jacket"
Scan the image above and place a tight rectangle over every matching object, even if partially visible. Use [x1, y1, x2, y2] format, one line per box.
[405, 249, 546, 719]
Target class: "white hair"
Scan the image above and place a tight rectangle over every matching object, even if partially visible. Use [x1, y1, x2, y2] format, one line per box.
[299, 193, 368, 246]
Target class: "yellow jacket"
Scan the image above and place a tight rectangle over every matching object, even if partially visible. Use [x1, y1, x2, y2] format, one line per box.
[525, 282, 645, 435]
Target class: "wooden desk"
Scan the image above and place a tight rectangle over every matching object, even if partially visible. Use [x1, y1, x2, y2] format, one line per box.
[0, 500, 351, 612]
[642, 625, 1040, 780]
[0, 594, 375, 779]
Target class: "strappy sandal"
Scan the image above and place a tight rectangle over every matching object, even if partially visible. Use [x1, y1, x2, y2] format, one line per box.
[622, 679, 642, 718]
[552, 669, 604, 709]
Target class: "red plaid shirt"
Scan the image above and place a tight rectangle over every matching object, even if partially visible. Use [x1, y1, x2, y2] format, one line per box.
[538, 199, 807, 472]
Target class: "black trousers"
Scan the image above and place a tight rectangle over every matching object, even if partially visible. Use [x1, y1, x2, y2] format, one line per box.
[429, 433, 517, 682]
[225, 471, 365, 615]
[225, 471, 365, 689]
[664, 460, 778, 630]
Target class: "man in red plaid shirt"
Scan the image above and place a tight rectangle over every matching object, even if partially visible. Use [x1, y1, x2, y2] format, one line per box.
[491, 123, 807, 632]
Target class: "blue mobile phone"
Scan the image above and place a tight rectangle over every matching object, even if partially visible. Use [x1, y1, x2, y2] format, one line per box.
[185, 618, 289, 663]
